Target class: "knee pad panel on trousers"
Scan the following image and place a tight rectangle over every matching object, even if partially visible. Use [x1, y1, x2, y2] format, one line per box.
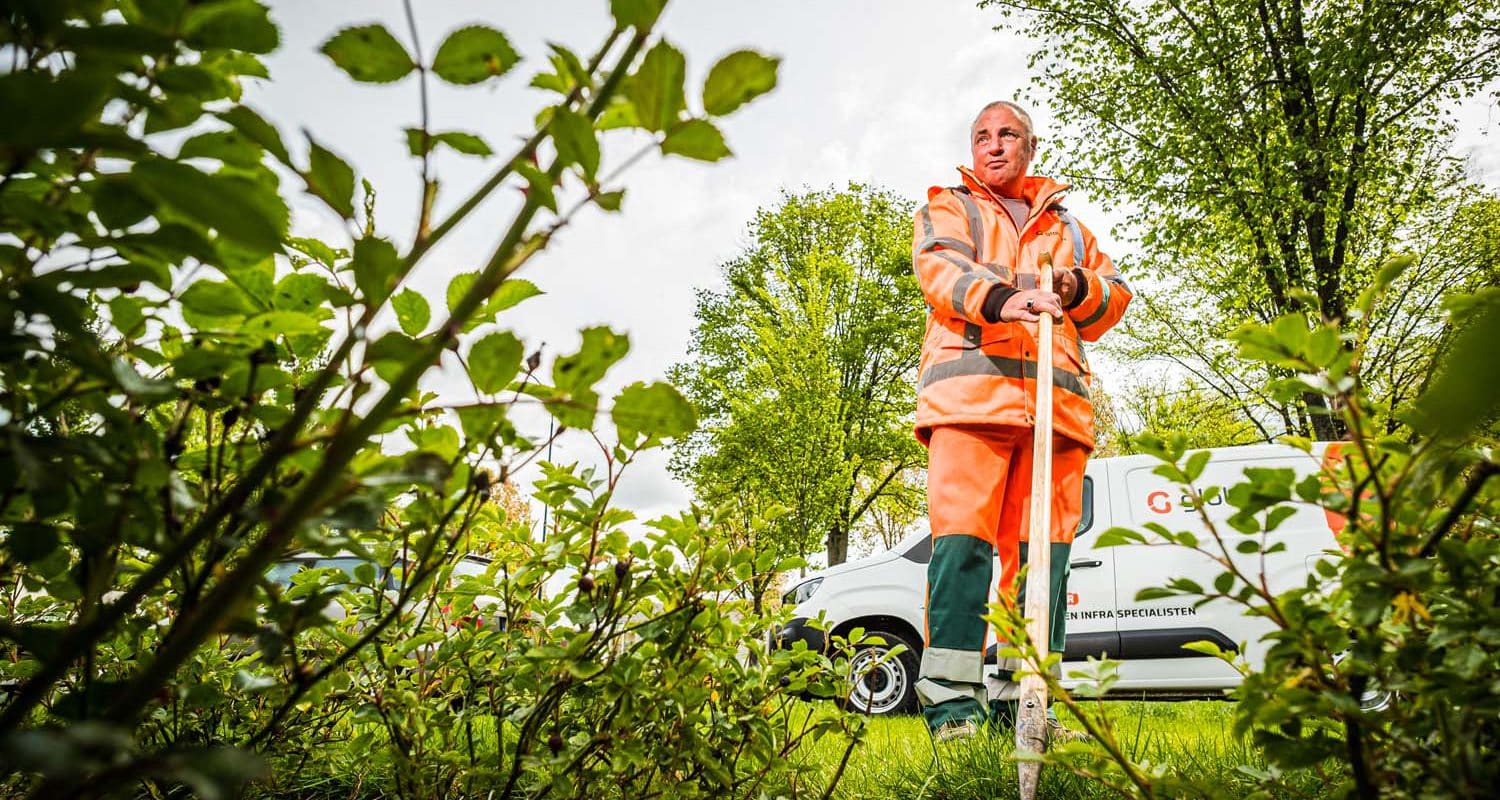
[925, 533, 995, 651]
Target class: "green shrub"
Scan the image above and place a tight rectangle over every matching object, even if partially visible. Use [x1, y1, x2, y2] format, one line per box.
[990, 263, 1499, 799]
[0, 2, 866, 797]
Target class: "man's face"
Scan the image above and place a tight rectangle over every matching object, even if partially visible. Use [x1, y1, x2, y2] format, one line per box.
[970, 106, 1032, 196]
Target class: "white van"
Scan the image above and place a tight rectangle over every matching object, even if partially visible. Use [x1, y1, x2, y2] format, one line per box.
[774, 444, 1340, 715]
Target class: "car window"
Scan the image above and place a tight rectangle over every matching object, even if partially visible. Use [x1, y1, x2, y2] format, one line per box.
[266, 562, 303, 587]
[451, 559, 489, 578]
[311, 557, 373, 580]
[1077, 475, 1095, 536]
[901, 534, 932, 564]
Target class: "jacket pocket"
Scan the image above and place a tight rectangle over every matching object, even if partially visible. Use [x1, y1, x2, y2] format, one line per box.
[939, 316, 1013, 350]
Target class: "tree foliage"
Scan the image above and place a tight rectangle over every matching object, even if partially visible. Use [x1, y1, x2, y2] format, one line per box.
[669, 185, 924, 577]
[982, 0, 1500, 440]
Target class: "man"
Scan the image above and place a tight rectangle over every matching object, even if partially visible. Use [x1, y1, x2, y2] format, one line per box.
[911, 101, 1131, 740]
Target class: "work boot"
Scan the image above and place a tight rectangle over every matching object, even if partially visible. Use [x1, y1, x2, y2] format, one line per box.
[932, 718, 980, 743]
[1045, 716, 1091, 745]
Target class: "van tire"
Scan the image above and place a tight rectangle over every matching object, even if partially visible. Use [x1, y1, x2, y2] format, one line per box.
[844, 629, 920, 716]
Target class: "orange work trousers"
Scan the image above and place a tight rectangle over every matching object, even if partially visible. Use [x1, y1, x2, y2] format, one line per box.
[916, 424, 1088, 731]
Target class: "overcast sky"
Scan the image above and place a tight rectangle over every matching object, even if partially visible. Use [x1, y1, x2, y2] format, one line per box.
[253, 1, 1499, 529]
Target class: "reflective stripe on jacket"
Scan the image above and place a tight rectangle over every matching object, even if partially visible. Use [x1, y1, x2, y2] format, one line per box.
[912, 167, 1132, 447]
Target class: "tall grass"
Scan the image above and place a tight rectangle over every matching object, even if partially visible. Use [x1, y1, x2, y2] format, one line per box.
[798, 701, 1331, 799]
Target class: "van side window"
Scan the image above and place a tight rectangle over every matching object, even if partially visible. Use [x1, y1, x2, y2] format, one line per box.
[902, 535, 932, 564]
[1076, 476, 1094, 536]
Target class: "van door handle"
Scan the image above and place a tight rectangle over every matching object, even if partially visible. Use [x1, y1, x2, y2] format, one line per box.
[1070, 559, 1103, 569]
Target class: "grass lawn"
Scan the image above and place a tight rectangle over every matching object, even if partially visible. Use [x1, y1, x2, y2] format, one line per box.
[801, 700, 1332, 799]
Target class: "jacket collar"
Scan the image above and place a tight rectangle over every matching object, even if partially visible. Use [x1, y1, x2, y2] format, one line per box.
[957, 167, 1069, 213]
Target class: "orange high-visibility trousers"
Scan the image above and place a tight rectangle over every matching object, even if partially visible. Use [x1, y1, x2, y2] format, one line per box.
[916, 424, 1087, 731]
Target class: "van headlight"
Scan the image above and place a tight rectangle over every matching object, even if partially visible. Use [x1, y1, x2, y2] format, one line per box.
[782, 577, 823, 606]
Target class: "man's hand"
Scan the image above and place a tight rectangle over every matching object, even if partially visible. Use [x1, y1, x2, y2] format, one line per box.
[999, 289, 1063, 322]
[1052, 268, 1080, 306]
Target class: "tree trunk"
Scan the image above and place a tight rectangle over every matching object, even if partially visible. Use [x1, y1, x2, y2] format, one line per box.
[826, 522, 848, 566]
[1303, 391, 1345, 440]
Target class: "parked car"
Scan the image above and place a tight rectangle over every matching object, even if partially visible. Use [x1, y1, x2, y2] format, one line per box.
[268, 551, 502, 630]
[774, 444, 1345, 715]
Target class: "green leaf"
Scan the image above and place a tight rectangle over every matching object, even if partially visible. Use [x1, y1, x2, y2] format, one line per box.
[272, 273, 330, 313]
[179, 130, 263, 167]
[182, 0, 279, 54]
[352, 237, 401, 306]
[1356, 254, 1415, 318]
[1180, 640, 1226, 659]
[661, 119, 731, 162]
[613, 381, 697, 444]
[320, 24, 415, 83]
[595, 190, 624, 212]
[366, 331, 421, 383]
[6, 523, 60, 564]
[1182, 450, 1211, 483]
[626, 41, 686, 132]
[486, 278, 543, 314]
[134, 160, 286, 255]
[515, 161, 556, 211]
[431, 25, 520, 85]
[550, 108, 599, 178]
[1094, 526, 1147, 547]
[392, 288, 430, 335]
[181, 280, 253, 317]
[156, 65, 231, 100]
[1407, 290, 1500, 439]
[702, 50, 779, 116]
[108, 295, 147, 334]
[219, 106, 290, 165]
[92, 177, 156, 229]
[287, 237, 340, 267]
[457, 404, 507, 444]
[597, 96, 640, 130]
[469, 331, 525, 394]
[240, 311, 324, 342]
[404, 129, 493, 157]
[111, 357, 176, 400]
[305, 137, 356, 218]
[554, 327, 629, 394]
[0, 71, 114, 149]
[610, 0, 666, 28]
[445, 271, 480, 316]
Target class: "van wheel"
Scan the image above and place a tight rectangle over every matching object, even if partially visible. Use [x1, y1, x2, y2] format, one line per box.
[845, 629, 920, 716]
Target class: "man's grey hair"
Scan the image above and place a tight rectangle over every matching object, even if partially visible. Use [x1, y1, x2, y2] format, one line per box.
[971, 100, 1037, 152]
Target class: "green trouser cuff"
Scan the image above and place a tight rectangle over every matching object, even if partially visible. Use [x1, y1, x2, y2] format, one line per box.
[917, 647, 987, 731]
[927, 534, 996, 650]
[920, 684, 986, 731]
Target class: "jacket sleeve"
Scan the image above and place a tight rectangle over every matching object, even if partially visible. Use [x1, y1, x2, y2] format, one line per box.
[1064, 219, 1132, 342]
[912, 189, 1007, 324]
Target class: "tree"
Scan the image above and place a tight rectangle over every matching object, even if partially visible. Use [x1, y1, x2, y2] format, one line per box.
[981, 0, 1500, 440]
[1101, 375, 1265, 453]
[670, 185, 924, 573]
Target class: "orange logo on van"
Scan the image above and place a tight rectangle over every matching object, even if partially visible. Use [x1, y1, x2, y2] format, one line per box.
[1067, 592, 1080, 606]
[1146, 490, 1172, 514]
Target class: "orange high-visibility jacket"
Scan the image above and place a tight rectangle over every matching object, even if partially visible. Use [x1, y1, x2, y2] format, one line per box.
[912, 167, 1132, 448]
